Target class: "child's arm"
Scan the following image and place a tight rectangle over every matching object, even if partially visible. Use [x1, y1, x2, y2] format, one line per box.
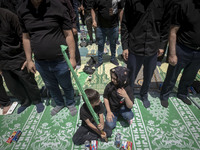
[85, 119, 102, 135]
[104, 98, 114, 122]
[85, 118, 107, 139]
[117, 88, 133, 109]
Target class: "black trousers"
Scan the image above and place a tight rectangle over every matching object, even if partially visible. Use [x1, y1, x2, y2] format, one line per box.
[74, 33, 81, 65]
[2, 68, 41, 106]
[161, 43, 200, 101]
[0, 75, 11, 107]
[127, 53, 157, 98]
[72, 123, 112, 145]
[85, 11, 96, 42]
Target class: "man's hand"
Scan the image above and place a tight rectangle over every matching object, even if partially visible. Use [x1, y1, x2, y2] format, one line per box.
[119, 26, 121, 34]
[106, 112, 114, 122]
[70, 58, 76, 69]
[27, 60, 36, 74]
[92, 21, 97, 28]
[168, 54, 178, 66]
[123, 49, 129, 61]
[21, 60, 27, 70]
[157, 49, 164, 57]
[72, 28, 77, 35]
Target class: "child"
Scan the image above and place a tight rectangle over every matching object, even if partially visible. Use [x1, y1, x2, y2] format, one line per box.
[72, 89, 112, 145]
[104, 66, 134, 129]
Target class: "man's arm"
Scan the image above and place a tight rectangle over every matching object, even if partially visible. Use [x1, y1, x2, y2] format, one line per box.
[168, 26, 180, 66]
[63, 29, 76, 69]
[91, 8, 97, 28]
[118, 9, 123, 33]
[121, 0, 131, 61]
[22, 33, 36, 74]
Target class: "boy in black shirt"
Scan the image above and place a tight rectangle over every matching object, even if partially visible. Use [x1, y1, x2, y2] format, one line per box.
[104, 66, 134, 129]
[72, 89, 112, 145]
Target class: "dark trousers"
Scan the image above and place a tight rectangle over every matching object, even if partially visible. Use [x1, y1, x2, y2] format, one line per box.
[160, 43, 200, 101]
[2, 69, 41, 106]
[74, 33, 81, 65]
[85, 11, 96, 42]
[127, 53, 157, 98]
[0, 75, 11, 107]
[72, 123, 112, 145]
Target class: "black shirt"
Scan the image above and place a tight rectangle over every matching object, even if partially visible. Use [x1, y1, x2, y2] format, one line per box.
[80, 102, 104, 126]
[17, 0, 72, 60]
[60, 0, 77, 29]
[103, 82, 134, 112]
[121, 0, 171, 56]
[92, 0, 124, 28]
[172, 0, 200, 50]
[0, 8, 25, 70]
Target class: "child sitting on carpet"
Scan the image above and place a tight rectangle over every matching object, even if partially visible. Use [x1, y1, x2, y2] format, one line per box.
[72, 89, 112, 145]
[104, 66, 134, 129]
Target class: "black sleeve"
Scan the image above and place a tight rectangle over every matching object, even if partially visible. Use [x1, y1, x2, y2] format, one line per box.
[103, 84, 110, 99]
[17, 10, 28, 33]
[171, 2, 183, 27]
[121, 0, 131, 50]
[60, 0, 76, 29]
[80, 105, 89, 121]
[125, 86, 134, 104]
[92, 0, 98, 10]
[62, 6, 73, 30]
[118, 0, 125, 10]
[98, 102, 105, 114]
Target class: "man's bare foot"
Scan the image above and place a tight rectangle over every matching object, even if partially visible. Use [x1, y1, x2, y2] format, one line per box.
[3, 104, 12, 115]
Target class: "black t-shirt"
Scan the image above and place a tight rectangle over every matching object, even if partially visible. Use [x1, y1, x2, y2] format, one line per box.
[92, 0, 124, 28]
[0, 8, 25, 70]
[103, 82, 134, 112]
[17, 0, 72, 60]
[172, 0, 200, 50]
[80, 102, 104, 126]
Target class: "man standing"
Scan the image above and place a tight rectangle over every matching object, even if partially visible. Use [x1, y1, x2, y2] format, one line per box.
[121, 0, 170, 108]
[18, 0, 77, 116]
[160, 0, 200, 108]
[0, 8, 44, 114]
[91, 0, 124, 68]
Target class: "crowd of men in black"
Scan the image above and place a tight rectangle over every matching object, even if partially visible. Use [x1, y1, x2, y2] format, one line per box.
[0, 0, 200, 116]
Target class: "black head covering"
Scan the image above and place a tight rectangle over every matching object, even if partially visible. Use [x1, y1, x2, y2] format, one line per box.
[110, 66, 130, 88]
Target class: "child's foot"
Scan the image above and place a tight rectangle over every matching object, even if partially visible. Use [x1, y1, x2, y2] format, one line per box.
[17, 105, 28, 114]
[128, 119, 133, 125]
[67, 105, 77, 116]
[51, 105, 64, 116]
[36, 102, 44, 113]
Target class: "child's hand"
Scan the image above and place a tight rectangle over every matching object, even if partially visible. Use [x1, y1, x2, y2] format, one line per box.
[117, 88, 128, 98]
[106, 112, 114, 122]
[97, 123, 104, 131]
[101, 132, 107, 139]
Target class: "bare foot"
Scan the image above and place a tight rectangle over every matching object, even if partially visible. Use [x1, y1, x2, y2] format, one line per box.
[3, 104, 12, 115]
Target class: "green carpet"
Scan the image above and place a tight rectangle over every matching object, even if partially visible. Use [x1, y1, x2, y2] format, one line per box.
[0, 32, 200, 150]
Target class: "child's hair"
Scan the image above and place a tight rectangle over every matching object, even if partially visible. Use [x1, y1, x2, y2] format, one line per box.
[110, 66, 129, 88]
[84, 89, 100, 104]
